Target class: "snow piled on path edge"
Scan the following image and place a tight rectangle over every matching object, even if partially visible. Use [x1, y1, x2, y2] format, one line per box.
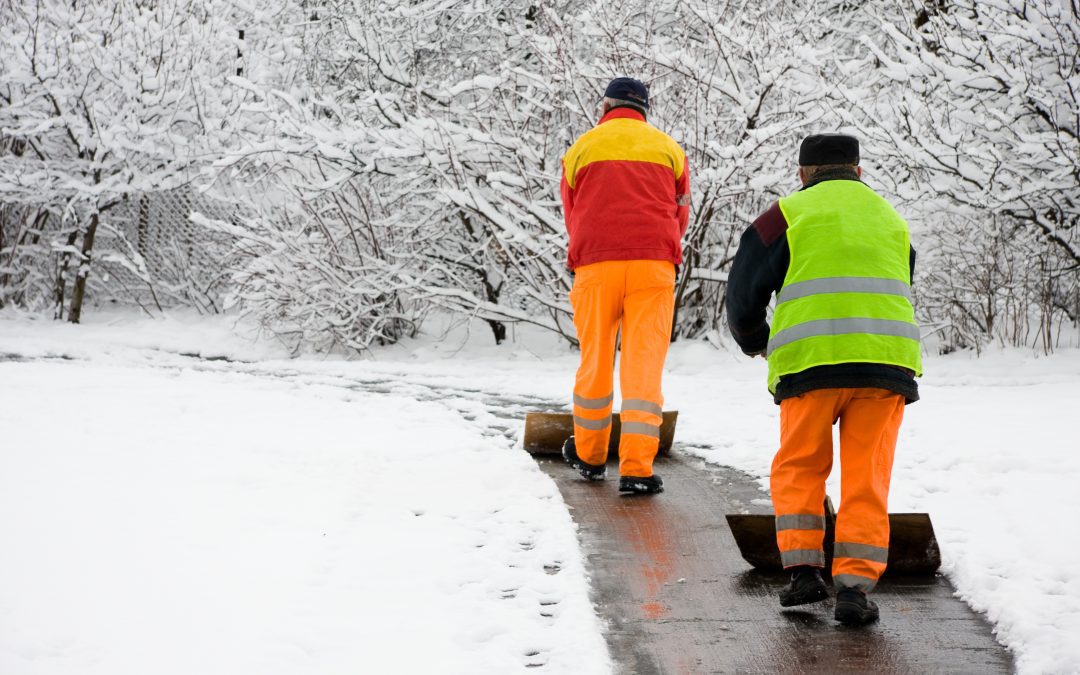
[0, 315, 612, 674]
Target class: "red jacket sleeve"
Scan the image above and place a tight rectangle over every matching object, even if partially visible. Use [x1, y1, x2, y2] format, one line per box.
[675, 155, 690, 237]
[560, 166, 574, 235]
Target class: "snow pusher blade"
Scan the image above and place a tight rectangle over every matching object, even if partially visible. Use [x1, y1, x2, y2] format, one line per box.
[523, 411, 678, 455]
[725, 496, 941, 575]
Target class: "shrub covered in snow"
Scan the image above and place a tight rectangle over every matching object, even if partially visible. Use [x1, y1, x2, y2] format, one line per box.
[2, 0, 1077, 352]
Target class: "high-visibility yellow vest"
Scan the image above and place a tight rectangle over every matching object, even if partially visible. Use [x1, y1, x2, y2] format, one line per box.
[767, 180, 922, 393]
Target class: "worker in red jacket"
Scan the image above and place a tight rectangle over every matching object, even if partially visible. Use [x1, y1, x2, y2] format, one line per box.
[559, 77, 690, 494]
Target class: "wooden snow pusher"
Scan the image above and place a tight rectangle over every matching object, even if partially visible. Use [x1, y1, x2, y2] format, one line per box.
[725, 496, 941, 576]
[522, 411, 678, 455]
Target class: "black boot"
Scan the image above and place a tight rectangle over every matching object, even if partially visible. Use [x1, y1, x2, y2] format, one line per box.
[618, 474, 664, 494]
[779, 566, 829, 607]
[834, 588, 879, 625]
[561, 436, 606, 481]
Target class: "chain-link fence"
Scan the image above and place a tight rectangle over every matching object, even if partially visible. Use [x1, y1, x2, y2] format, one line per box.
[92, 189, 238, 314]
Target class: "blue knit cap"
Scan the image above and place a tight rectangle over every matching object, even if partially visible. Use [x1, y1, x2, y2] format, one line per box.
[603, 77, 649, 110]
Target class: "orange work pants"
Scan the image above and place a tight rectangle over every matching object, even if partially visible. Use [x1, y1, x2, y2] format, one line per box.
[570, 260, 675, 478]
[772, 387, 904, 593]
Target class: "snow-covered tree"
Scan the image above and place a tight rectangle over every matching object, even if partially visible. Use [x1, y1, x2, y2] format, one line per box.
[206, 0, 579, 346]
[830, 0, 1079, 349]
[3, 0, 1075, 351]
[211, 0, 844, 347]
[0, 0, 303, 320]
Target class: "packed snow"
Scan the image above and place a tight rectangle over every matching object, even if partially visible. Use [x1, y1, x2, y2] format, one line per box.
[2, 310, 1079, 674]
[0, 314, 609, 674]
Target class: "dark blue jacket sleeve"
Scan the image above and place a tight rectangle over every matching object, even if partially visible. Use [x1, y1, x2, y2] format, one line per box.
[725, 203, 789, 355]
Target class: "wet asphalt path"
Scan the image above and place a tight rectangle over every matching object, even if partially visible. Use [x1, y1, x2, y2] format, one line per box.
[535, 450, 1014, 674]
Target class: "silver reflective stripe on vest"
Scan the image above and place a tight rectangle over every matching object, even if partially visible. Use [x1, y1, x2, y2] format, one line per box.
[768, 318, 921, 353]
[574, 393, 613, 410]
[780, 549, 825, 567]
[833, 573, 877, 593]
[833, 542, 889, 564]
[775, 514, 826, 532]
[622, 398, 662, 416]
[777, 277, 912, 306]
[574, 415, 612, 431]
[621, 421, 660, 438]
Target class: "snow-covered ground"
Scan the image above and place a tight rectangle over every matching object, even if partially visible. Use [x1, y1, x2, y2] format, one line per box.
[0, 313, 609, 674]
[2, 310, 1079, 674]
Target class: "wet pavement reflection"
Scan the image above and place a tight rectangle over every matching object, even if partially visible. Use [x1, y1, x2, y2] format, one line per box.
[537, 453, 1014, 675]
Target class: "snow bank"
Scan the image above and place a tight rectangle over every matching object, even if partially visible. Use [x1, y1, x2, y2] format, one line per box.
[0, 332, 610, 673]
[0, 308, 290, 363]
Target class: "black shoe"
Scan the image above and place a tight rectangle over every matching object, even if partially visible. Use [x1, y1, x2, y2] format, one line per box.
[618, 474, 663, 494]
[561, 436, 606, 481]
[779, 566, 829, 607]
[834, 588, 879, 625]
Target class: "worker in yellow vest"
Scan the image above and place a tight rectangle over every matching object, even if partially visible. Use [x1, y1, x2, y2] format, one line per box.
[725, 134, 921, 625]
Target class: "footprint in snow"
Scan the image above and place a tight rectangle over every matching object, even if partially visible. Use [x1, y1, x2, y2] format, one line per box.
[538, 595, 561, 618]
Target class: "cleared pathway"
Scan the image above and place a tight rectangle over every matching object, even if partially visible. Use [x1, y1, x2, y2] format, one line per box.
[536, 450, 1014, 675]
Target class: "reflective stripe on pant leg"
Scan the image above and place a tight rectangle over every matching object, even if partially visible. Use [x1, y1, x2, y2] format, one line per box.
[833, 573, 878, 593]
[620, 397, 662, 439]
[572, 408, 613, 464]
[574, 393, 614, 410]
[776, 514, 826, 531]
[832, 542, 888, 592]
[573, 392, 614, 431]
[780, 549, 826, 568]
[834, 542, 889, 564]
[570, 262, 624, 466]
[616, 261, 675, 478]
[622, 398, 662, 416]
[618, 399, 663, 472]
[621, 421, 659, 437]
[832, 387, 904, 590]
[573, 413, 612, 431]
[573, 394, 614, 436]
[776, 513, 826, 569]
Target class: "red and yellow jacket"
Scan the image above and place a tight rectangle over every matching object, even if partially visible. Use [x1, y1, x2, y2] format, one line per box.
[560, 108, 690, 270]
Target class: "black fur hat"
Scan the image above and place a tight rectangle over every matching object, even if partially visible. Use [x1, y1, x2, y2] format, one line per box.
[799, 134, 860, 166]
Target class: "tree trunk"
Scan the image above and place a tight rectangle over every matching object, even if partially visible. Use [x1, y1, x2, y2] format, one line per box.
[53, 227, 80, 320]
[68, 208, 100, 324]
[487, 319, 506, 344]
